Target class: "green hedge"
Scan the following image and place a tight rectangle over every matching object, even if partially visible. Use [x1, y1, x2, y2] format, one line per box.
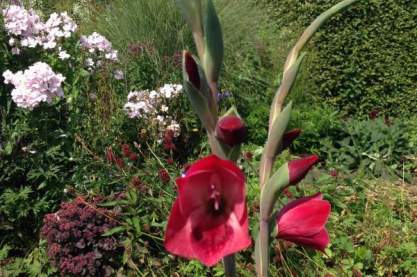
[263, 0, 417, 117]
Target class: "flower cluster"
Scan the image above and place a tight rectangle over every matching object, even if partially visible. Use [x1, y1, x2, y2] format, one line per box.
[80, 32, 118, 70]
[3, 62, 65, 109]
[41, 197, 122, 276]
[2, 5, 77, 54]
[124, 84, 183, 138]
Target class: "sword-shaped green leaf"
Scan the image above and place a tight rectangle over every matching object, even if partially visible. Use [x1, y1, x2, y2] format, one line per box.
[203, 0, 223, 84]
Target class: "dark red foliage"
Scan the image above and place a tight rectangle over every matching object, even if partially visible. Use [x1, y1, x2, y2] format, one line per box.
[41, 197, 122, 276]
[158, 169, 170, 183]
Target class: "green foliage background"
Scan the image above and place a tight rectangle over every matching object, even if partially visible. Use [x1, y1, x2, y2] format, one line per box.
[263, 0, 417, 117]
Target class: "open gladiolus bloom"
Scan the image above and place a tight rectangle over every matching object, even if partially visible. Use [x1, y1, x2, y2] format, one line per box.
[164, 155, 251, 266]
[276, 193, 331, 251]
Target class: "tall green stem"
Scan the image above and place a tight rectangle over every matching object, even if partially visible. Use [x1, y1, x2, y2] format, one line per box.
[256, 1, 361, 276]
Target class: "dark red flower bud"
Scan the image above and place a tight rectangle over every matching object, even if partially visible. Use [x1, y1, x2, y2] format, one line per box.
[129, 153, 138, 161]
[158, 169, 170, 183]
[121, 144, 131, 157]
[288, 155, 319, 184]
[163, 130, 176, 151]
[166, 158, 174, 165]
[184, 51, 200, 89]
[282, 128, 302, 150]
[115, 158, 125, 169]
[329, 169, 338, 177]
[215, 115, 247, 147]
[369, 110, 379, 120]
[283, 188, 293, 198]
[105, 147, 115, 163]
[243, 151, 253, 161]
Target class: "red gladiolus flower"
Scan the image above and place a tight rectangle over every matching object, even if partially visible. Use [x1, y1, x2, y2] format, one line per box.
[275, 193, 331, 251]
[215, 115, 247, 147]
[164, 155, 251, 266]
[288, 155, 319, 185]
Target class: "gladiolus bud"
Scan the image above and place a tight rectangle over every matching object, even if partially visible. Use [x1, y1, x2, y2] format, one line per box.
[276, 193, 330, 251]
[288, 155, 319, 184]
[129, 153, 138, 161]
[115, 158, 125, 169]
[281, 128, 301, 150]
[105, 147, 115, 163]
[158, 169, 170, 183]
[121, 144, 131, 157]
[184, 51, 201, 89]
[215, 115, 247, 147]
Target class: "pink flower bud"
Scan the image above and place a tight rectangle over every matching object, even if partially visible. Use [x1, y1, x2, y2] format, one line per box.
[288, 155, 319, 184]
[215, 115, 247, 147]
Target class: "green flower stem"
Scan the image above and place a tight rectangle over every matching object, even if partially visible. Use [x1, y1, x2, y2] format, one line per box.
[256, 1, 361, 276]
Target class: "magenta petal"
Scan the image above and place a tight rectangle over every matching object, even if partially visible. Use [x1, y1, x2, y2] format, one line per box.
[164, 199, 195, 260]
[177, 170, 214, 216]
[276, 192, 323, 220]
[281, 228, 330, 251]
[278, 199, 331, 237]
[190, 211, 251, 266]
[184, 154, 220, 177]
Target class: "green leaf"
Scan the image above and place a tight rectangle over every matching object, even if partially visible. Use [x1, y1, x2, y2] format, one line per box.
[102, 226, 126, 237]
[260, 162, 290, 217]
[259, 102, 292, 184]
[203, 0, 223, 84]
[267, 102, 293, 158]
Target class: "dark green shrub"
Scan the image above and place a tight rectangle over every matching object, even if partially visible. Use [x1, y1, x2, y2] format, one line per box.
[262, 0, 417, 117]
